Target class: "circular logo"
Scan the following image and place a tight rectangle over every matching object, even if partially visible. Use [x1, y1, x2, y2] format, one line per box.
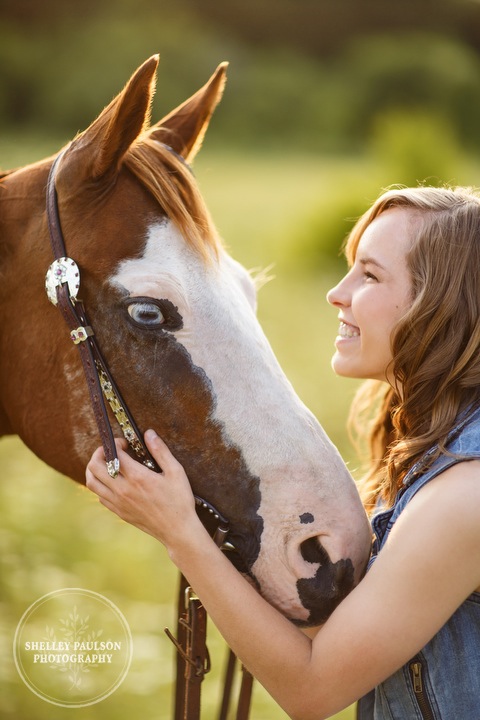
[13, 588, 132, 708]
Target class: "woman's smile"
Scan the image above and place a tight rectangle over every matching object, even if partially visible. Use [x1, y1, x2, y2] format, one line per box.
[336, 321, 360, 339]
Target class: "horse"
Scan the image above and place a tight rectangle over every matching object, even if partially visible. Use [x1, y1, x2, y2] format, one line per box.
[0, 55, 371, 627]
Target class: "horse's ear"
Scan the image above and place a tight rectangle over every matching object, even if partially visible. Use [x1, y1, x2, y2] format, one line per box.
[64, 55, 159, 180]
[149, 62, 228, 163]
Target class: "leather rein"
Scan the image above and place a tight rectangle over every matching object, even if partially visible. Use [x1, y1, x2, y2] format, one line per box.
[44, 150, 229, 542]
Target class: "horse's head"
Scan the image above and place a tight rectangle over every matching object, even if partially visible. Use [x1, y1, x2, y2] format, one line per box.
[0, 56, 371, 626]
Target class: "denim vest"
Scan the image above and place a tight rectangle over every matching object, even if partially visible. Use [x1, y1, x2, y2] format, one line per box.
[357, 405, 480, 720]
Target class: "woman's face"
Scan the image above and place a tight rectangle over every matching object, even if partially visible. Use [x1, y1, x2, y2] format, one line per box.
[327, 207, 414, 383]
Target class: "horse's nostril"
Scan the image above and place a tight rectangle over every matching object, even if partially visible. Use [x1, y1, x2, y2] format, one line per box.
[300, 537, 330, 565]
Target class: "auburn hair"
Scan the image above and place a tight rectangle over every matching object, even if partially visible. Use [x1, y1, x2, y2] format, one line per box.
[345, 186, 480, 511]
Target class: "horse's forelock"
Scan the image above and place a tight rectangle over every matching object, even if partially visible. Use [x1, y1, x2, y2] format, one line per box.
[124, 138, 222, 263]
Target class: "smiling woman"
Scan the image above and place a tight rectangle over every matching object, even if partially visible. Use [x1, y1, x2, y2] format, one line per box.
[327, 208, 413, 384]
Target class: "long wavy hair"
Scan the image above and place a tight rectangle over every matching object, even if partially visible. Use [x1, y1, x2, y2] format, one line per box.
[345, 186, 480, 511]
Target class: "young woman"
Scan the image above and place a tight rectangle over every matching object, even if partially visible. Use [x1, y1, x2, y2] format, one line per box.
[86, 186, 480, 719]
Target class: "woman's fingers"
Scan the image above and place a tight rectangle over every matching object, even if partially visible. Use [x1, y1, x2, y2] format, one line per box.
[84, 431, 197, 543]
[144, 429, 183, 473]
[86, 439, 140, 487]
[86, 432, 184, 488]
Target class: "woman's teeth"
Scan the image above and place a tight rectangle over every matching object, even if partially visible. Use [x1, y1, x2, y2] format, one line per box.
[339, 322, 360, 338]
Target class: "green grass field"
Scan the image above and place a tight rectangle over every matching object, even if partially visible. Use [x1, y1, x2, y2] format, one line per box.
[0, 138, 378, 719]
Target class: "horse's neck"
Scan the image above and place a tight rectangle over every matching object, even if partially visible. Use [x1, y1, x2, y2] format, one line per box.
[0, 182, 10, 436]
[0, 263, 13, 437]
[0, 166, 41, 439]
[0, 259, 13, 438]
[0, 408, 13, 437]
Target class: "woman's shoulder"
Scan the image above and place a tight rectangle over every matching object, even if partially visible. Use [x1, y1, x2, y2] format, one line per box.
[411, 458, 480, 515]
[371, 450, 480, 586]
[394, 460, 480, 593]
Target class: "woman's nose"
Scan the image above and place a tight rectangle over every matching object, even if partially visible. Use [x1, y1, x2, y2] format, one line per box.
[326, 276, 350, 308]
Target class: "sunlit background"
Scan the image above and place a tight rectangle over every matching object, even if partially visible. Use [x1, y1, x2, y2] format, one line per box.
[2, 0, 480, 718]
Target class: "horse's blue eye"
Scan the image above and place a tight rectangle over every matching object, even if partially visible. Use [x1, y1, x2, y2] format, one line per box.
[127, 302, 165, 327]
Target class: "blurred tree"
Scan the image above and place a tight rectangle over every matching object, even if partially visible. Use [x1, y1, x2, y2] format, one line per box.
[329, 33, 480, 151]
[370, 109, 462, 186]
[0, 0, 99, 25]
[2, 0, 480, 56]
[178, 0, 480, 58]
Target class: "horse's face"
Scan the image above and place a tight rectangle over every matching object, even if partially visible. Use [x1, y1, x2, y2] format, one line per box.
[100, 215, 371, 626]
[0, 57, 371, 626]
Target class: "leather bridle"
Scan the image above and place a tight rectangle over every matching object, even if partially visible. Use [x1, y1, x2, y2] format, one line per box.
[44, 149, 229, 542]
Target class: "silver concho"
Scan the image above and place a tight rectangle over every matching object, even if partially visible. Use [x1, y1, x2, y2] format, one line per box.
[45, 257, 80, 306]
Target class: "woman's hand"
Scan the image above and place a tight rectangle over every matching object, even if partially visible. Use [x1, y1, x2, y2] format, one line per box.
[85, 429, 200, 551]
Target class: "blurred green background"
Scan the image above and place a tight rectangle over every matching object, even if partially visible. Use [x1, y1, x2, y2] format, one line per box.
[2, 0, 480, 718]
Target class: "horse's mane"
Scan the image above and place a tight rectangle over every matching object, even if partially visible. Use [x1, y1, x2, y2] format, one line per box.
[0, 169, 15, 181]
[124, 137, 222, 263]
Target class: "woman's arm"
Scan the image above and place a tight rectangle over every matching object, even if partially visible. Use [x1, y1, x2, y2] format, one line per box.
[86, 432, 480, 720]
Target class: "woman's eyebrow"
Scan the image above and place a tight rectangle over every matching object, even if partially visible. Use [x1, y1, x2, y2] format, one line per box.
[358, 256, 387, 272]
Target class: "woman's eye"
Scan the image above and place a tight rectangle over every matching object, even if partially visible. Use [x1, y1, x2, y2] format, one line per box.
[127, 302, 165, 327]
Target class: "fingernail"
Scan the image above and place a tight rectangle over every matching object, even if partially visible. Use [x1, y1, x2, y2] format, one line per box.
[145, 429, 158, 441]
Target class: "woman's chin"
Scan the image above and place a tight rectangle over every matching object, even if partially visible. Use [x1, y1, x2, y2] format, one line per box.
[330, 354, 356, 378]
